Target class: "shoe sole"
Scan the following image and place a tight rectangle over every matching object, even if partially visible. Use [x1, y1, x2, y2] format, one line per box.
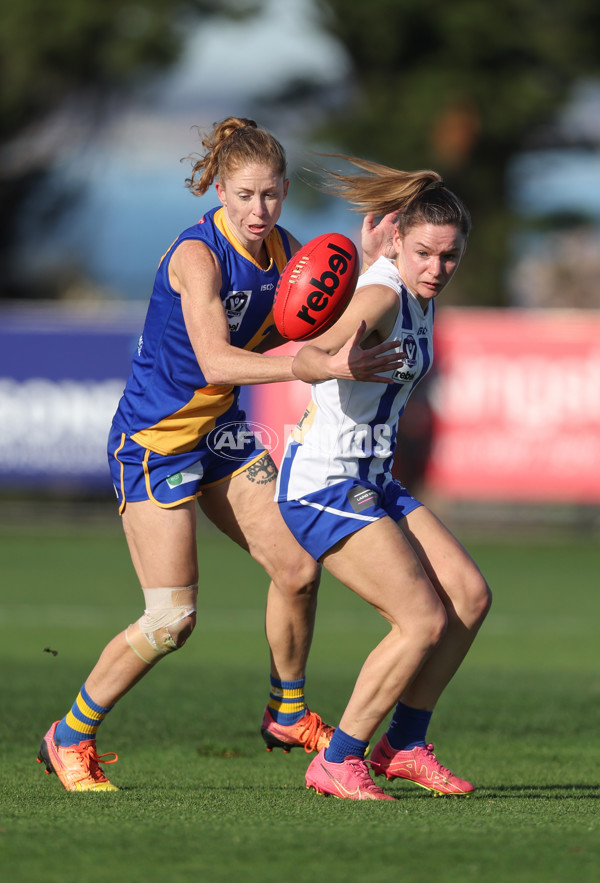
[371, 764, 473, 796]
[306, 783, 336, 798]
[260, 726, 295, 753]
[37, 735, 57, 776]
[306, 781, 394, 801]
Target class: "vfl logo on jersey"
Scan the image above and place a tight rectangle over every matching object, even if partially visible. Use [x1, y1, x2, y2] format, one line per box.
[224, 289, 252, 333]
[393, 333, 418, 384]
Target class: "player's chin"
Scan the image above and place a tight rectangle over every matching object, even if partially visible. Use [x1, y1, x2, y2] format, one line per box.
[419, 285, 441, 298]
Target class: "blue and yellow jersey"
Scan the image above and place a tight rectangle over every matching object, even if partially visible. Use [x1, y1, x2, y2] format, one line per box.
[112, 206, 293, 455]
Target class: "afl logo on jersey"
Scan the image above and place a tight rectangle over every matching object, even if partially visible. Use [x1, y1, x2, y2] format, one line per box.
[224, 289, 252, 333]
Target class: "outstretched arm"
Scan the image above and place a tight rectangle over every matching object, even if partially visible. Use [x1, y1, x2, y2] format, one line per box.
[291, 284, 405, 385]
[293, 321, 405, 385]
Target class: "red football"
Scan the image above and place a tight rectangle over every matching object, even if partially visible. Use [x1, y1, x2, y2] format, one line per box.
[273, 232, 359, 341]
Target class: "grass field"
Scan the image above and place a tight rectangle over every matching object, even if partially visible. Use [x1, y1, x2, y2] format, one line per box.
[1, 509, 599, 882]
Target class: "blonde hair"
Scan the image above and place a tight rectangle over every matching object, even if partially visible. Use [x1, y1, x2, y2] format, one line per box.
[314, 154, 471, 238]
[185, 117, 287, 196]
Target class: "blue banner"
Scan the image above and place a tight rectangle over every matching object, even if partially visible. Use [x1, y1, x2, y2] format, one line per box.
[0, 303, 145, 492]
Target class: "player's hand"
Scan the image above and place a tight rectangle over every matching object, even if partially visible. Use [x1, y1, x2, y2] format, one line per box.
[328, 321, 405, 384]
[360, 212, 399, 270]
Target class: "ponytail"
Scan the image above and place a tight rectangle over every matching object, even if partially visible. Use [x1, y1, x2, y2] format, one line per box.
[313, 154, 471, 238]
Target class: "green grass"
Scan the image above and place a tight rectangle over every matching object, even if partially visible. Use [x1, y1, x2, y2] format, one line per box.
[1, 514, 599, 882]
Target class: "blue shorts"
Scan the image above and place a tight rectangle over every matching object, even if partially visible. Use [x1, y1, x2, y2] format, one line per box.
[107, 421, 268, 512]
[278, 477, 422, 561]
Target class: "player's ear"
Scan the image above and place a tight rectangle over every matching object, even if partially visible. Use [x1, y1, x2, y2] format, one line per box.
[282, 178, 290, 200]
[215, 180, 226, 206]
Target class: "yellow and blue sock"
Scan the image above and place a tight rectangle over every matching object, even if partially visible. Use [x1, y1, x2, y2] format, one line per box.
[386, 701, 432, 750]
[54, 684, 113, 746]
[324, 727, 369, 763]
[267, 675, 306, 725]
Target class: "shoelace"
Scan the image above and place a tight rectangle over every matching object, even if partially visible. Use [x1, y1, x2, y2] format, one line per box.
[73, 743, 119, 782]
[298, 711, 335, 753]
[348, 758, 387, 795]
[420, 744, 452, 778]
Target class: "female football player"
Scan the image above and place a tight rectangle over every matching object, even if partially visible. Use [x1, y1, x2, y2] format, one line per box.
[37, 119, 404, 791]
[277, 158, 492, 800]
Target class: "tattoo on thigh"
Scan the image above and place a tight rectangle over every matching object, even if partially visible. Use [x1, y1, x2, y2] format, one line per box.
[246, 454, 277, 485]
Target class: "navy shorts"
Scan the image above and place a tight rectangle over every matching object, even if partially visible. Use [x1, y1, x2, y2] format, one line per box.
[108, 421, 268, 512]
[278, 477, 422, 561]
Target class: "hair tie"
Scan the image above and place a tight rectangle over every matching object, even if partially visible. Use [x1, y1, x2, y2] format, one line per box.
[227, 127, 247, 142]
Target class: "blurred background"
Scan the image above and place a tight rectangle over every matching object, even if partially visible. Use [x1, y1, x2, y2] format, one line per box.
[1, 0, 600, 534]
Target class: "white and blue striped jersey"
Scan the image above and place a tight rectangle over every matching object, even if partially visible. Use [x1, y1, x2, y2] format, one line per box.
[276, 256, 434, 501]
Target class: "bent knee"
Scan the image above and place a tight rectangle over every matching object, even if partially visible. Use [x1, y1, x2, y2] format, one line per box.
[425, 602, 448, 647]
[449, 570, 492, 630]
[272, 555, 321, 598]
[478, 579, 493, 621]
[397, 597, 447, 654]
[126, 585, 198, 664]
[463, 572, 492, 627]
[166, 609, 197, 646]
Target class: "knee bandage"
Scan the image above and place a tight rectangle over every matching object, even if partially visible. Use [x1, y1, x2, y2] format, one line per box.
[126, 585, 198, 665]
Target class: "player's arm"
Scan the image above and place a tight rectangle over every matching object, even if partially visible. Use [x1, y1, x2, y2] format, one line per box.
[171, 239, 297, 385]
[292, 284, 405, 384]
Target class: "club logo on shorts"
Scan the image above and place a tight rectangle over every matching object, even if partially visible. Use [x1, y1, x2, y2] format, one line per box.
[166, 460, 204, 488]
[347, 485, 379, 514]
